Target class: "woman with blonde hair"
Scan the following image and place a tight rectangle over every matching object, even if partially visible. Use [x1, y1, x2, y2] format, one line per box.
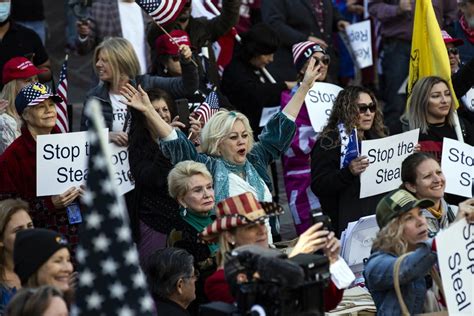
[0, 57, 45, 153]
[120, 58, 322, 242]
[167, 160, 218, 312]
[364, 190, 474, 315]
[407, 76, 474, 161]
[81, 37, 199, 146]
[0, 199, 34, 313]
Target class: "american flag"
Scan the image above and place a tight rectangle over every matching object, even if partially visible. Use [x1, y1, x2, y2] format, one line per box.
[194, 91, 220, 124]
[56, 55, 69, 133]
[72, 100, 154, 316]
[135, 0, 187, 26]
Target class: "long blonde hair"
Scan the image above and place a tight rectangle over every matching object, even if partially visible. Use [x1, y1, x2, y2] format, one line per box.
[372, 216, 408, 256]
[93, 37, 141, 90]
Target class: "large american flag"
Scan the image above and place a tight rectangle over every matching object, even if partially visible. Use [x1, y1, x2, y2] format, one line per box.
[72, 100, 154, 316]
[56, 55, 69, 133]
[135, 0, 187, 26]
[194, 91, 220, 124]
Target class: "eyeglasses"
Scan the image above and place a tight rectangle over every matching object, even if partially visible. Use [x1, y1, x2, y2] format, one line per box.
[312, 55, 331, 66]
[447, 47, 459, 55]
[358, 103, 377, 114]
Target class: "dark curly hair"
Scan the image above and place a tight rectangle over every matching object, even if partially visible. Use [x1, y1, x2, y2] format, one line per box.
[318, 86, 387, 149]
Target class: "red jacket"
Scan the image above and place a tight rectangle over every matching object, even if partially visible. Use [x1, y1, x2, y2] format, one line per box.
[205, 268, 344, 311]
[0, 127, 80, 247]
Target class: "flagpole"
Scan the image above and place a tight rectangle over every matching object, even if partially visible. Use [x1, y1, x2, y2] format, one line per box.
[188, 114, 201, 139]
[153, 22, 199, 67]
[453, 110, 465, 143]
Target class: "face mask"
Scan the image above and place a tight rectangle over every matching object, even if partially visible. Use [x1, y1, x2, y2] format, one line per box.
[0, 2, 11, 23]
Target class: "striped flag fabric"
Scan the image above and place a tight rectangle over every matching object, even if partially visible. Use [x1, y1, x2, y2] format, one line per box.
[56, 55, 69, 133]
[135, 0, 187, 26]
[194, 91, 220, 124]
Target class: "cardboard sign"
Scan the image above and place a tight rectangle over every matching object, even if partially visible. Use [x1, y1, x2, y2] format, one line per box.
[37, 131, 134, 196]
[441, 138, 474, 198]
[360, 129, 419, 198]
[345, 20, 373, 69]
[305, 82, 343, 132]
[436, 219, 473, 314]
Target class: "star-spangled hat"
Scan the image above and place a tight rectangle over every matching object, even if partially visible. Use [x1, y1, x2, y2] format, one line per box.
[292, 41, 326, 72]
[15, 82, 62, 115]
[200, 192, 283, 242]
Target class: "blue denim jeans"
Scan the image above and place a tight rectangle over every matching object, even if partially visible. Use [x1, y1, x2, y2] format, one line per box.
[380, 38, 411, 132]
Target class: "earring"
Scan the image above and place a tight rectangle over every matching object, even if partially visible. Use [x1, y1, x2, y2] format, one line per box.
[230, 240, 235, 246]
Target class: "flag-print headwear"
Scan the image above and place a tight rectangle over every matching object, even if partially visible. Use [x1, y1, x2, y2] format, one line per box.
[200, 192, 283, 242]
[15, 82, 62, 115]
[292, 41, 326, 72]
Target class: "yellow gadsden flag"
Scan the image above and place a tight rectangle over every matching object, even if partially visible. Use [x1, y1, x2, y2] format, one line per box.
[407, 0, 459, 108]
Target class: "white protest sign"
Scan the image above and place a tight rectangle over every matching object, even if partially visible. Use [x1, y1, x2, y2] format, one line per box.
[441, 138, 474, 198]
[359, 129, 419, 198]
[305, 82, 343, 132]
[461, 88, 474, 112]
[345, 20, 373, 69]
[436, 219, 473, 315]
[37, 130, 134, 196]
[259, 106, 280, 127]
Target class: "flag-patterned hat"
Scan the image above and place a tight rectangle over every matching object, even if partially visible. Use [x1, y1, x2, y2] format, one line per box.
[15, 82, 62, 115]
[292, 41, 326, 72]
[200, 192, 283, 242]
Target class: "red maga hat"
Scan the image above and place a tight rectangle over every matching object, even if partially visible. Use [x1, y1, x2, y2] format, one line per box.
[155, 30, 191, 56]
[441, 30, 463, 47]
[2, 57, 47, 84]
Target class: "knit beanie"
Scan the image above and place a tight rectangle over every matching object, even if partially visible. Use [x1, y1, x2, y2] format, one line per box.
[14, 229, 69, 285]
[292, 41, 326, 72]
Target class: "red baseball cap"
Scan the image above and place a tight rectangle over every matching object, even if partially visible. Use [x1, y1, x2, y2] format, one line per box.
[155, 30, 191, 56]
[2, 57, 47, 85]
[441, 30, 464, 47]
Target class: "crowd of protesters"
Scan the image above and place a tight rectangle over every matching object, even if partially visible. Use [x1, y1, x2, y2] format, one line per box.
[0, 0, 474, 315]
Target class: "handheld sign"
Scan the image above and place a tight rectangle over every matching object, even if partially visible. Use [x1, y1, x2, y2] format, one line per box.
[37, 130, 134, 196]
[436, 219, 473, 314]
[345, 20, 373, 69]
[305, 82, 343, 132]
[359, 129, 419, 198]
[441, 138, 473, 198]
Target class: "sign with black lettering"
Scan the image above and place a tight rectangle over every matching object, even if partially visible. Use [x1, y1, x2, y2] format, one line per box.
[304, 82, 343, 132]
[461, 88, 474, 115]
[359, 129, 419, 198]
[436, 219, 473, 314]
[345, 20, 373, 69]
[441, 138, 473, 198]
[36, 131, 135, 196]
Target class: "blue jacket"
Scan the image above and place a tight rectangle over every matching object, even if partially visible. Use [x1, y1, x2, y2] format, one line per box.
[363, 240, 437, 315]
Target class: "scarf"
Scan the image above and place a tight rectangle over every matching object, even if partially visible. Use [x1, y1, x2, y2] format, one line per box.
[338, 123, 359, 169]
[460, 15, 474, 44]
[213, 159, 266, 203]
[181, 209, 218, 255]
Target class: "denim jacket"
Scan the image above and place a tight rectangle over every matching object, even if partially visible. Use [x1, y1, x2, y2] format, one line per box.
[363, 240, 437, 315]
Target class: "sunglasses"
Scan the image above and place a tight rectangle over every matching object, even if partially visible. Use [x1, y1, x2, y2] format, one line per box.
[447, 47, 458, 55]
[358, 103, 377, 114]
[312, 55, 331, 66]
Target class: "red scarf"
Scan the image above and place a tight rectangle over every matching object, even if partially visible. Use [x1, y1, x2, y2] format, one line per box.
[460, 15, 474, 44]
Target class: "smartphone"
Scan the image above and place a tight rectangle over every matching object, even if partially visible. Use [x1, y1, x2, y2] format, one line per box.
[310, 208, 333, 231]
[175, 98, 190, 132]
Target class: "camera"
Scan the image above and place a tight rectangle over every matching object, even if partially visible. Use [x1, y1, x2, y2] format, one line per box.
[200, 245, 330, 316]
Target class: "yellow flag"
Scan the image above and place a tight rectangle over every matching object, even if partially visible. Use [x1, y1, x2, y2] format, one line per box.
[407, 0, 459, 108]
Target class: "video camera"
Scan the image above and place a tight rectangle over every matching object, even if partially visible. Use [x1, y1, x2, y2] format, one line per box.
[200, 245, 330, 316]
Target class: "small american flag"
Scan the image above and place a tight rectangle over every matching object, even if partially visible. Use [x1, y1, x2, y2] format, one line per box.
[135, 0, 187, 26]
[72, 100, 154, 316]
[56, 55, 69, 133]
[194, 91, 220, 124]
